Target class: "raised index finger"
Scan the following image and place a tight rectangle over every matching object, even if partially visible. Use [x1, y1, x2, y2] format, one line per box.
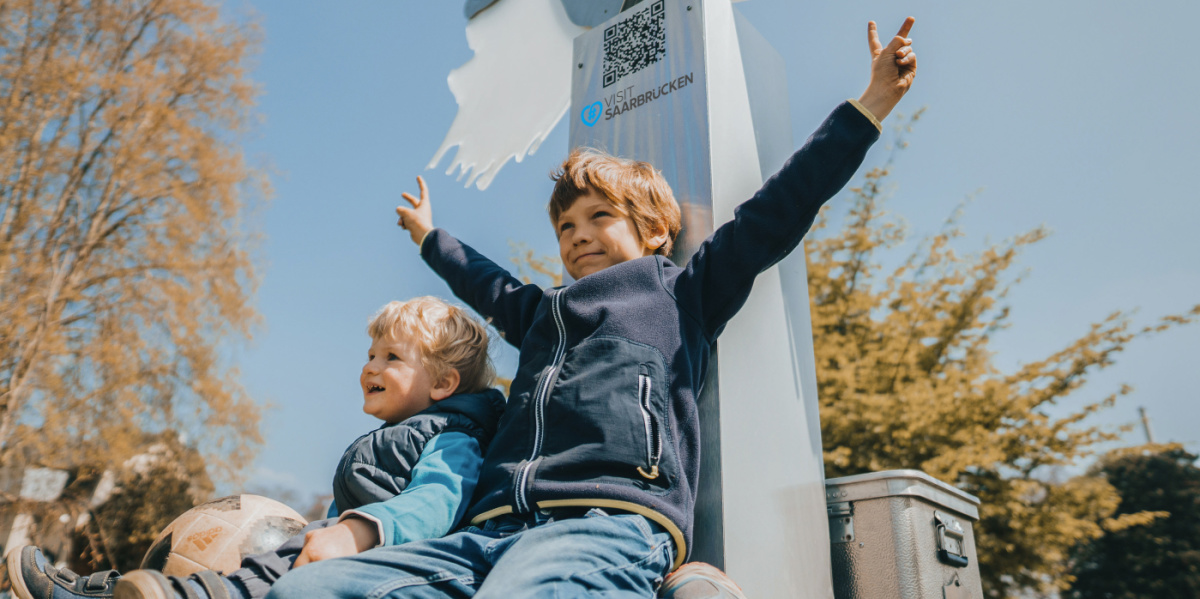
[895, 16, 915, 40]
[417, 175, 428, 201]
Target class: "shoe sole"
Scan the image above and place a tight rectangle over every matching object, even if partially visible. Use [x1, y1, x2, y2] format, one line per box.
[114, 571, 171, 599]
[6, 546, 36, 599]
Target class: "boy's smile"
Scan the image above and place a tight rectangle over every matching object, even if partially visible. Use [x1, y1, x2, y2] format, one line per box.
[557, 191, 666, 280]
[360, 334, 436, 423]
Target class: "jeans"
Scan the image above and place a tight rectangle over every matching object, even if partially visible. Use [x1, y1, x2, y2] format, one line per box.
[263, 508, 676, 599]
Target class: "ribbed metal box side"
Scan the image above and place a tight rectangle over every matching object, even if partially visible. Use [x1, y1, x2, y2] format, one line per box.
[827, 472, 984, 598]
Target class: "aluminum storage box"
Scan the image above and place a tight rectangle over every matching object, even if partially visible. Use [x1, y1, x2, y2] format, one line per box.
[825, 470, 983, 599]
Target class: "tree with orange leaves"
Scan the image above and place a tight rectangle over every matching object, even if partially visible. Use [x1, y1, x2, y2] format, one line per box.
[0, 0, 264, 488]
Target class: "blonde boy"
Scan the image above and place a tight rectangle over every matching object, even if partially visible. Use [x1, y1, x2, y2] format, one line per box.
[11, 298, 505, 599]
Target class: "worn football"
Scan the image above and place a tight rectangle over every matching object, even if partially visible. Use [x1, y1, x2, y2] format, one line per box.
[141, 494, 308, 576]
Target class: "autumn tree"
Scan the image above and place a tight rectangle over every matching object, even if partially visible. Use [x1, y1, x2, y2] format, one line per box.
[0, 0, 264, 486]
[1065, 446, 1200, 598]
[79, 431, 213, 571]
[807, 113, 1199, 598]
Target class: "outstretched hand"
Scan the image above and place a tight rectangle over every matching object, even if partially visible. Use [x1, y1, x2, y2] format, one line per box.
[397, 175, 434, 246]
[858, 17, 917, 122]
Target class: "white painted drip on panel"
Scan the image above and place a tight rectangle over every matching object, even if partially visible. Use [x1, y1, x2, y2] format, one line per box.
[430, 0, 585, 190]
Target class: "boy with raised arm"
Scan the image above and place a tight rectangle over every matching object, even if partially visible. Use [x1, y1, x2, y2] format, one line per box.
[265, 17, 917, 599]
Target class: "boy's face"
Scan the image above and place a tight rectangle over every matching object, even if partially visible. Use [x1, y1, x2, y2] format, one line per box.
[556, 190, 666, 280]
[360, 334, 437, 424]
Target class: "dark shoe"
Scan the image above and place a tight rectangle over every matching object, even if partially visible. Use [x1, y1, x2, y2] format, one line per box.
[658, 562, 748, 599]
[113, 570, 230, 599]
[6, 545, 120, 599]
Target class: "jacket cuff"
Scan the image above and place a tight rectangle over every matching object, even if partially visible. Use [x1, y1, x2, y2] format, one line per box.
[418, 228, 435, 255]
[847, 99, 883, 132]
[338, 511, 386, 548]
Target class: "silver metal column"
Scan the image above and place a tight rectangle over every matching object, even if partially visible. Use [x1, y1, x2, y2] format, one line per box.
[569, 1, 833, 596]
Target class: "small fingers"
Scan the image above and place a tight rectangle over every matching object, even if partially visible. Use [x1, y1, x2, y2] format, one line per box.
[396, 206, 412, 228]
[883, 34, 911, 55]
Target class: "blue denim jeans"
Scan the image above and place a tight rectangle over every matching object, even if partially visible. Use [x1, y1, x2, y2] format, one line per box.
[263, 508, 675, 599]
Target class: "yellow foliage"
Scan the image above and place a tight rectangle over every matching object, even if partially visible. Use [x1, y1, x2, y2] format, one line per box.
[806, 113, 1198, 598]
[0, 0, 264, 483]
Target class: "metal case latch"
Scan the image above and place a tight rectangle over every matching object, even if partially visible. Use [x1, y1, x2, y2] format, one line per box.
[934, 511, 969, 567]
[828, 501, 854, 544]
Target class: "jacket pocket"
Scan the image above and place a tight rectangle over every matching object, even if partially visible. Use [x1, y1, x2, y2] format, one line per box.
[636, 365, 663, 480]
[536, 336, 675, 493]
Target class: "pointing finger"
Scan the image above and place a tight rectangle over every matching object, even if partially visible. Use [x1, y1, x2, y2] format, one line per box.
[867, 21, 882, 55]
[896, 16, 914, 39]
[416, 175, 428, 201]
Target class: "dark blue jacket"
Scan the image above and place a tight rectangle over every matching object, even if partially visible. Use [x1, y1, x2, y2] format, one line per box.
[331, 389, 506, 513]
[420, 102, 879, 565]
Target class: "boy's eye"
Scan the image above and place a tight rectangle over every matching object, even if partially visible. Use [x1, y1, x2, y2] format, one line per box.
[367, 353, 375, 361]
[387, 353, 400, 361]
[558, 222, 574, 236]
[592, 210, 611, 219]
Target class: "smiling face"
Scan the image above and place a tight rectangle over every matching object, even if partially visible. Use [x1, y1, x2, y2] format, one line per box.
[360, 334, 438, 424]
[556, 190, 668, 280]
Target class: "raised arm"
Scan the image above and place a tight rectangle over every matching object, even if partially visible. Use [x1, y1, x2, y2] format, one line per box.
[677, 18, 916, 337]
[396, 176, 544, 344]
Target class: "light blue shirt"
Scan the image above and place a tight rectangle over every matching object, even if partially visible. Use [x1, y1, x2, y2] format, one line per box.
[339, 431, 483, 546]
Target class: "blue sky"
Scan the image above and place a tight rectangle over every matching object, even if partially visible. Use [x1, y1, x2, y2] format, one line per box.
[227, 0, 1200, 498]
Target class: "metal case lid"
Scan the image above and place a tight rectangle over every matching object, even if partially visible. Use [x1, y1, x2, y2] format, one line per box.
[825, 469, 981, 520]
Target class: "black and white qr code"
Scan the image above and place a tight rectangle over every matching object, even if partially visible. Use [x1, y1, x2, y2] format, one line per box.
[602, 1, 666, 88]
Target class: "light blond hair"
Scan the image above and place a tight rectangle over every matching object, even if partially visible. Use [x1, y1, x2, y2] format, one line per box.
[548, 148, 682, 256]
[367, 297, 495, 394]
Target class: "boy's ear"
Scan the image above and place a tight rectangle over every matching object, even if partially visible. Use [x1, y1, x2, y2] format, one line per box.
[430, 368, 461, 401]
[644, 222, 670, 255]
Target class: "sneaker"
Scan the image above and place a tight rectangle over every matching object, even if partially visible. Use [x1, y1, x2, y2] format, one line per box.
[6, 545, 120, 599]
[113, 569, 230, 599]
[658, 562, 748, 599]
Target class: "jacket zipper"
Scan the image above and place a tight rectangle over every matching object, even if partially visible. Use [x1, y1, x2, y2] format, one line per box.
[636, 369, 662, 480]
[515, 289, 567, 512]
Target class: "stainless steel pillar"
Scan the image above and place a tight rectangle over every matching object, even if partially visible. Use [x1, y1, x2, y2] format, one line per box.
[568, 1, 833, 596]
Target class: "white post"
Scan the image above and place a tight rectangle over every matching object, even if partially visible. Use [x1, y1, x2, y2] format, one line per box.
[569, 2, 833, 596]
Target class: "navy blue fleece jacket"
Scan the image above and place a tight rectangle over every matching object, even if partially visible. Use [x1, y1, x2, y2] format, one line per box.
[419, 101, 879, 565]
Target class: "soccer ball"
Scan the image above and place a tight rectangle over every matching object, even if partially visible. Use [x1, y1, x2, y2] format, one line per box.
[141, 494, 308, 576]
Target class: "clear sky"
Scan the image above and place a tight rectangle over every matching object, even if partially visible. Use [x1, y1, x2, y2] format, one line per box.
[226, 0, 1200, 499]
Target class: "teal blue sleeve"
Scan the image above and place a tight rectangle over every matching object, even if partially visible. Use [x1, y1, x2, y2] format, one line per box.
[341, 432, 482, 546]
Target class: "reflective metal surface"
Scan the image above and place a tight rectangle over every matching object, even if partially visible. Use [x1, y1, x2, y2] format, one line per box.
[558, 0, 628, 27]
[826, 471, 985, 599]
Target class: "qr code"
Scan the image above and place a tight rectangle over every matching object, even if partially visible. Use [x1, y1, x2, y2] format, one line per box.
[602, 1, 665, 88]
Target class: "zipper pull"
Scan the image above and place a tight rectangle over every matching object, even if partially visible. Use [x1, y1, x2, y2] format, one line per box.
[637, 465, 659, 479]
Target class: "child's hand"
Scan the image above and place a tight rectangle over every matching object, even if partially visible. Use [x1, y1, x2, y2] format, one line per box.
[397, 175, 434, 245]
[858, 17, 917, 122]
[292, 518, 379, 568]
